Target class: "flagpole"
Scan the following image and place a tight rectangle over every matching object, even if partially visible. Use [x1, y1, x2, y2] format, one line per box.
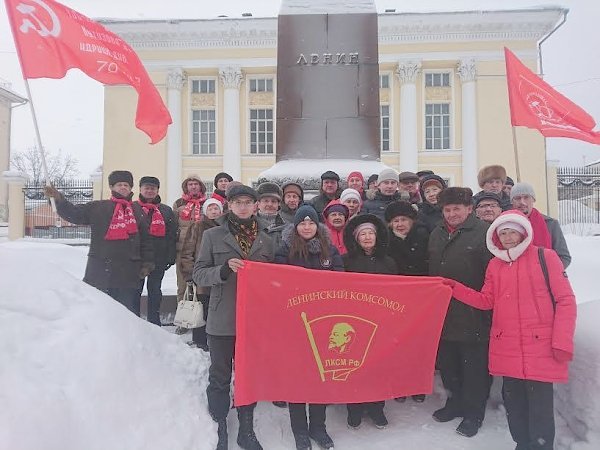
[22, 79, 60, 223]
[511, 126, 522, 182]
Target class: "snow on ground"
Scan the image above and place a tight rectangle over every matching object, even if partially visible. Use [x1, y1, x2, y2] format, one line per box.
[0, 243, 215, 450]
[1, 238, 599, 449]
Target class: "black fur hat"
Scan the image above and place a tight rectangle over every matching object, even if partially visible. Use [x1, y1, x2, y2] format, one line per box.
[320, 170, 340, 182]
[214, 172, 233, 186]
[139, 176, 160, 188]
[108, 170, 133, 187]
[438, 187, 473, 207]
[384, 201, 417, 222]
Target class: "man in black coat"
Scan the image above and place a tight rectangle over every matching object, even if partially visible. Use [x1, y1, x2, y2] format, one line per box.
[309, 171, 341, 219]
[45, 170, 154, 315]
[362, 168, 401, 221]
[428, 187, 493, 438]
[135, 176, 177, 325]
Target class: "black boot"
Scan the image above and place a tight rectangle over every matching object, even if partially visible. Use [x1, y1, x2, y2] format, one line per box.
[237, 408, 263, 450]
[293, 431, 312, 450]
[216, 420, 227, 450]
[309, 427, 334, 449]
[456, 418, 482, 437]
[432, 401, 463, 423]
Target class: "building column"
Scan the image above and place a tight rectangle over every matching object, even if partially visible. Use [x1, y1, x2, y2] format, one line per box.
[396, 60, 421, 172]
[166, 68, 185, 205]
[2, 171, 27, 240]
[458, 59, 478, 191]
[90, 169, 103, 201]
[219, 66, 243, 181]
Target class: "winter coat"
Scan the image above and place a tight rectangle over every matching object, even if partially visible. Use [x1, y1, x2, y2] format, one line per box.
[173, 176, 207, 255]
[452, 211, 576, 383]
[257, 211, 286, 250]
[275, 224, 344, 271]
[279, 205, 298, 224]
[343, 214, 398, 275]
[362, 191, 401, 221]
[180, 218, 219, 282]
[192, 214, 274, 336]
[417, 201, 443, 233]
[473, 190, 512, 211]
[309, 191, 340, 220]
[55, 195, 153, 290]
[429, 214, 493, 341]
[135, 198, 177, 269]
[387, 222, 430, 276]
[543, 214, 571, 269]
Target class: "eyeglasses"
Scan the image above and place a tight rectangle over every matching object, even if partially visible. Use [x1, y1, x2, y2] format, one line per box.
[476, 203, 501, 210]
[230, 200, 255, 207]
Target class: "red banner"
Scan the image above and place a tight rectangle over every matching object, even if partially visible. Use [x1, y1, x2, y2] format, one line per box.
[5, 0, 172, 144]
[235, 262, 452, 406]
[505, 47, 600, 144]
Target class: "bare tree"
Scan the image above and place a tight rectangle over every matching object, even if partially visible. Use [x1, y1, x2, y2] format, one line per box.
[11, 147, 79, 184]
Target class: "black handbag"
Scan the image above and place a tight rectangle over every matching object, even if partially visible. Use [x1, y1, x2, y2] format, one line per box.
[538, 247, 556, 312]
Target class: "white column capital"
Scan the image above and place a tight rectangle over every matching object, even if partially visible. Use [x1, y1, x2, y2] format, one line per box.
[219, 65, 243, 89]
[166, 67, 186, 90]
[395, 60, 422, 84]
[457, 59, 477, 83]
[2, 170, 28, 184]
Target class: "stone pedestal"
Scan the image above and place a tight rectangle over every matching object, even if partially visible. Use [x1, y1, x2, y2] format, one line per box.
[2, 171, 28, 240]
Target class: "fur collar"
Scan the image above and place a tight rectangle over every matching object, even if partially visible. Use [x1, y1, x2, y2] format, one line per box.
[486, 211, 533, 262]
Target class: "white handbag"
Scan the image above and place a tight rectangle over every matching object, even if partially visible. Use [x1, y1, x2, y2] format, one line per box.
[174, 283, 206, 329]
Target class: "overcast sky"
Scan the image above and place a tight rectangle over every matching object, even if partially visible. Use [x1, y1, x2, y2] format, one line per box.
[1, 0, 599, 176]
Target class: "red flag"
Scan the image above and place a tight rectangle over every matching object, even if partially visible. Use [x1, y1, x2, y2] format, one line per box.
[5, 0, 172, 144]
[505, 47, 600, 144]
[234, 261, 452, 406]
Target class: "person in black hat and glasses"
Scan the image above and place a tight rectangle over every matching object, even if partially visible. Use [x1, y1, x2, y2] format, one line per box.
[134, 176, 177, 325]
[310, 170, 341, 219]
[193, 184, 274, 450]
[44, 171, 154, 315]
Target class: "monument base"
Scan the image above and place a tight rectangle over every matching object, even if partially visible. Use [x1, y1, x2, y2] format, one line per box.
[257, 159, 390, 193]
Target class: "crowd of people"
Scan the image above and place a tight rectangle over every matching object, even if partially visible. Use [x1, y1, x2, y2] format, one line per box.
[44, 164, 577, 450]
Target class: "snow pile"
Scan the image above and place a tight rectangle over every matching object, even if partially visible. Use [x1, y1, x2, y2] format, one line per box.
[555, 299, 600, 449]
[564, 236, 600, 304]
[0, 242, 215, 450]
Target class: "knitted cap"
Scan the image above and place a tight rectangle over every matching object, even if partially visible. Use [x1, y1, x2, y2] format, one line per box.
[510, 182, 536, 201]
[294, 204, 319, 227]
[282, 182, 303, 199]
[367, 174, 378, 185]
[340, 188, 361, 204]
[353, 222, 377, 240]
[108, 170, 133, 187]
[202, 198, 224, 215]
[497, 221, 526, 236]
[378, 168, 399, 184]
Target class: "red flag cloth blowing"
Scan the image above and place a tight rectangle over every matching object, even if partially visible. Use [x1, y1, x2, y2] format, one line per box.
[5, 0, 172, 143]
[505, 47, 600, 144]
[234, 261, 452, 406]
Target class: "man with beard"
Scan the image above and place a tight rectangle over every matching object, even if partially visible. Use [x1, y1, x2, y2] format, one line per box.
[193, 184, 274, 450]
[44, 171, 154, 314]
[279, 182, 304, 224]
[310, 171, 341, 219]
[134, 176, 177, 325]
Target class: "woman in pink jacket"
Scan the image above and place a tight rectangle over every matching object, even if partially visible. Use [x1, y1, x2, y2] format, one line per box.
[445, 210, 576, 450]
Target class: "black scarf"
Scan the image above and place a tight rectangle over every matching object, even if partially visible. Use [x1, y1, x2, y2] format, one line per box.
[227, 213, 258, 258]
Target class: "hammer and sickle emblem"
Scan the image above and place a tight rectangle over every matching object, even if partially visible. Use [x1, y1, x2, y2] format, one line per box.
[16, 0, 61, 37]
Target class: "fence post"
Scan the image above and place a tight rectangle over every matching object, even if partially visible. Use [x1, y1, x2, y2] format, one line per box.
[546, 161, 559, 219]
[90, 170, 103, 201]
[2, 171, 28, 240]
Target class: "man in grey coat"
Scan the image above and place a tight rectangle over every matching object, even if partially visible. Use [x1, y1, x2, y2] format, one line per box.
[511, 182, 571, 268]
[193, 184, 274, 450]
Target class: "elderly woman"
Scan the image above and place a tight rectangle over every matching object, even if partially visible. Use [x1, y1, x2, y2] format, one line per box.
[445, 210, 576, 450]
[342, 214, 398, 429]
[275, 204, 343, 450]
[417, 174, 447, 232]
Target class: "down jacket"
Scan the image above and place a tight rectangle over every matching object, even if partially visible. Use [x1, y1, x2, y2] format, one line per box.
[452, 210, 577, 383]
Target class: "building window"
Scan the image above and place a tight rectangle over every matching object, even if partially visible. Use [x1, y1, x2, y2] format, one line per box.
[191, 79, 215, 93]
[379, 74, 390, 89]
[192, 110, 216, 155]
[249, 109, 274, 154]
[425, 72, 451, 87]
[249, 78, 273, 92]
[425, 103, 451, 150]
[380, 105, 390, 152]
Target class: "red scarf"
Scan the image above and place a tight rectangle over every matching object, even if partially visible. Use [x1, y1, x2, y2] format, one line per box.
[528, 208, 553, 248]
[136, 199, 166, 237]
[179, 193, 206, 222]
[105, 196, 138, 240]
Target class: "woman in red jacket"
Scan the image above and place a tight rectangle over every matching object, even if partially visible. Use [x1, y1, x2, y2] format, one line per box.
[445, 210, 576, 450]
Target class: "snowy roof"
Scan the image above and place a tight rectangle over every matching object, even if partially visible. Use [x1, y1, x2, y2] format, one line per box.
[279, 0, 376, 15]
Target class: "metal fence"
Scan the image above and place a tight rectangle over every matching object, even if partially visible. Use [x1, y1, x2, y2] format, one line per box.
[557, 166, 600, 235]
[23, 179, 93, 240]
